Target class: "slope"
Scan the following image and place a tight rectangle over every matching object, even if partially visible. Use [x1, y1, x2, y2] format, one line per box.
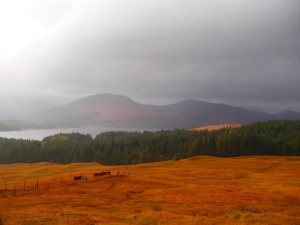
[33, 94, 203, 129]
[0, 156, 299, 225]
[32, 93, 300, 129]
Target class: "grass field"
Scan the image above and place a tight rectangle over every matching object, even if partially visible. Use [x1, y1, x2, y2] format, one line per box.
[0, 156, 299, 225]
[189, 124, 242, 131]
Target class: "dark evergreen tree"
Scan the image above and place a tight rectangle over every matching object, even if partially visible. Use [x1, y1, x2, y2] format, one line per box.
[0, 121, 299, 165]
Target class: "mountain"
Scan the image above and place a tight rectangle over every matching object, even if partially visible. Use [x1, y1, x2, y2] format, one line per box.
[146, 99, 272, 125]
[271, 110, 300, 120]
[33, 94, 203, 129]
[30, 94, 300, 129]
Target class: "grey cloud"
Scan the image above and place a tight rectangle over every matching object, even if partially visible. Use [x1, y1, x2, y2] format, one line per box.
[1, 0, 299, 116]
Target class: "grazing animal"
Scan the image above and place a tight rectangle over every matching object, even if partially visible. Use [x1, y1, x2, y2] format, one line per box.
[74, 176, 83, 181]
[94, 171, 111, 177]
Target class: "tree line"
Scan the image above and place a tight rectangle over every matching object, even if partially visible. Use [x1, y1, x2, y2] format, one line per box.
[0, 120, 299, 165]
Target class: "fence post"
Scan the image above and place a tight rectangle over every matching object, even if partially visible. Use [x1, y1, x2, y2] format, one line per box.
[4, 181, 7, 197]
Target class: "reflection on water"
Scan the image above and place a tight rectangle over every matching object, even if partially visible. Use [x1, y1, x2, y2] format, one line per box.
[0, 127, 159, 141]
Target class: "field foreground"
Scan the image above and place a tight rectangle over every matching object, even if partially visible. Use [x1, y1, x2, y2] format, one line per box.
[0, 156, 299, 225]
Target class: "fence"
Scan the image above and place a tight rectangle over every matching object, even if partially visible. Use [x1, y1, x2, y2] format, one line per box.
[118, 171, 231, 183]
[0, 170, 232, 198]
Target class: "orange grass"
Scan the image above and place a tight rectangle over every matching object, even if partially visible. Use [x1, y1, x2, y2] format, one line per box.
[189, 124, 242, 131]
[0, 156, 299, 225]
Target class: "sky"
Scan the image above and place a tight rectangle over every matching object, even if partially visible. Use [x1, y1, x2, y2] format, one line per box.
[0, 0, 299, 119]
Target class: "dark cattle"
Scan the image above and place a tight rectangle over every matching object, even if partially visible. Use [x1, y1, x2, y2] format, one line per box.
[94, 171, 111, 177]
[74, 176, 83, 181]
[102, 171, 111, 175]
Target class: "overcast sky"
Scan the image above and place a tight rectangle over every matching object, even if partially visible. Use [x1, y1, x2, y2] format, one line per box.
[0, 0, 299, 118]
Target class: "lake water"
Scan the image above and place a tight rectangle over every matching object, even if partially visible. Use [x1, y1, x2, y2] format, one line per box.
[0, 127, 159, 141]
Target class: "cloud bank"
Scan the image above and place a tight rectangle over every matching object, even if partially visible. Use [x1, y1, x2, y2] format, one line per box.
[0, 0, 299, 118]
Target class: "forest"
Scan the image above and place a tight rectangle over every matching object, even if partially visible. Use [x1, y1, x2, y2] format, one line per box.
[0, 120, 299, 165]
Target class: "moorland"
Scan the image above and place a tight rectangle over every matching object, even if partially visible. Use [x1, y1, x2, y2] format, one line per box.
[0, 156, 299, 225]
[0, 120, 299, 224]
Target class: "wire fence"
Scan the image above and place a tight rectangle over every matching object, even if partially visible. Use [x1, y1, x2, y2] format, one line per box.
[0, 170, 232, 198]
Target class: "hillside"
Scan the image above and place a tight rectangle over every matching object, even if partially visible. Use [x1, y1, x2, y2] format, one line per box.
[148, 99, 270, 125]
[31, 93, 300, 129]
[0, 156, 299, 225]
[33, 94, 203, 129]
[189, 124, 242, 131]
[0, 120, 36, 131]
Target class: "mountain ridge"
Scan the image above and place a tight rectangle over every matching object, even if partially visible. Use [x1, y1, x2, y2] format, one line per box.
[30, 93, 300, 129]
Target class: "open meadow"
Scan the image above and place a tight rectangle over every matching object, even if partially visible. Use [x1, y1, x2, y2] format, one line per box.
[0, 156, 299, 225]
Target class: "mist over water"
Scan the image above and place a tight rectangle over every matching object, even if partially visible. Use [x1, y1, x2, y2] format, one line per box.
[0, 127, 159, 141]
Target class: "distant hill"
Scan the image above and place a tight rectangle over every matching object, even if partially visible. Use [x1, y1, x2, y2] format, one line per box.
[30, 93, 300, 129]
[32, 94, 203, 129]
[188, 124, 242, 131]
[272, 110, 300, 120]
[0, 120, 36, 131]
[146, 99, 272, 125]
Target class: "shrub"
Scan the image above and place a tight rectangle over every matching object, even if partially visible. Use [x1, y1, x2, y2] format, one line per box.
[233, 213, 242, 219]
[152, 205, 162, 211]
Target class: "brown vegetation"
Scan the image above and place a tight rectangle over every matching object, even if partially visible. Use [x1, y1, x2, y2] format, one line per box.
[189, 124, 242, 131]
[0, 156, 299, 225]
